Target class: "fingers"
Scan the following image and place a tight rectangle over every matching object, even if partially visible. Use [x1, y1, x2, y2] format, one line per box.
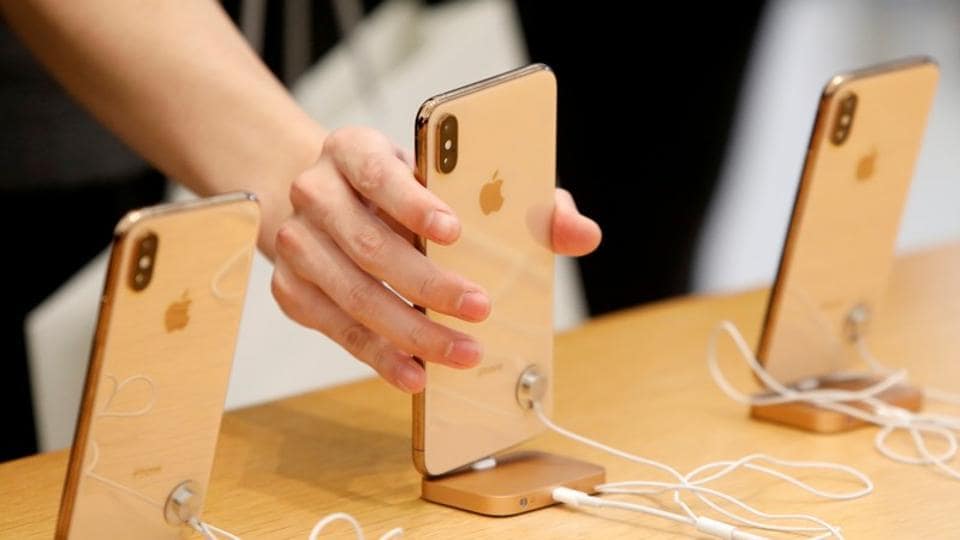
[271, 259, 426, 392]
[323, 127, 461, 245]
[289, 160, 490, 322]
[274, 217, 483, 370]
[552, 188, 602, 257]
[396, 147, 416, 170]
[271, 127, 604, 395]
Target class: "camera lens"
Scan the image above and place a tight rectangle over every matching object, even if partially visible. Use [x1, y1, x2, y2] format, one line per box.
[437, 115, 458, 173]
[842, 94, 857, 111]
[130, 231, 158, 291]
[831, 92, 857, 145]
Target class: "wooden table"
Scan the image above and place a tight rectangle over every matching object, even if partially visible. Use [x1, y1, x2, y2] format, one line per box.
[3, 245, 959, 538]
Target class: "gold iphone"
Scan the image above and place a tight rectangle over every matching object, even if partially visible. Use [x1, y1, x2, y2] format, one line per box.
[412, 64, 557, 476]
[56, 193, 260, 538]
[757, 57, 938, 385]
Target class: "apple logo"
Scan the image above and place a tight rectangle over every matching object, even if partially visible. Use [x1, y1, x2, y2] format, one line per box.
[479, 170, 505, 215]
[165, 290, 191, 332]
[857, 149, 877, 181]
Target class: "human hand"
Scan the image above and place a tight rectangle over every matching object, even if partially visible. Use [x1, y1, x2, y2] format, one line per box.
[271, 127, 601, 393]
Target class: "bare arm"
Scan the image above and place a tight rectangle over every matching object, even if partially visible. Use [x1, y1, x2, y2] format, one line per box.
[0, 0, 323, 257]
[1, 0, 602, 391]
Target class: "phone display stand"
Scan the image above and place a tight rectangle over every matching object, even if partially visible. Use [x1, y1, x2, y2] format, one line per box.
[749, 374, 923, 433]
[421, 450, 605, 516]
[421, 367, 604, 515]
[752, 306, 924, 433]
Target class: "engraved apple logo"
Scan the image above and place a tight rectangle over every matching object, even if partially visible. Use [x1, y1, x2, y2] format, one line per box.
[165, 290, 191, 332]
[479, 170, 505, 215]
[857, 149, 877, 181]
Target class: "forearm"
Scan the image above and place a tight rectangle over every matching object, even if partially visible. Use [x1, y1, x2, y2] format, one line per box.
[0, 0, 326, 257]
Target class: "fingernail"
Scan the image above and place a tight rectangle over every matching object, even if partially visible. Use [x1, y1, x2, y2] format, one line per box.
[558, 188, 578, 212]
[427, 210, 459, 243]
[458, 290, 491, 321]
[444, 339, 483, 367]
[397, 363, 425, 392]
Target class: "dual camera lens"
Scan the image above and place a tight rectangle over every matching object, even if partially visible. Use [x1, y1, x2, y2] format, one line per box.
[437, 115, 458, 173]
[130, 232, 158, 291]
[831, 93, 858, 145]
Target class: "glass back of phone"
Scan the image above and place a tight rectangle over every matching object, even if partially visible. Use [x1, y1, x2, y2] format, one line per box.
[416, 66, 556, 475]
[60, 195, 259, 538]
[759, 60, 938, 384]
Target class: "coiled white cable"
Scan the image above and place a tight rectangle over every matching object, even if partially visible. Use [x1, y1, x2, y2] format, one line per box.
[189, 511, 402, 540]
[533, 402, 868, 539]
[855, 337, 960, 407]
[707, 320, 960, 481]
[308, 512, 403, 540]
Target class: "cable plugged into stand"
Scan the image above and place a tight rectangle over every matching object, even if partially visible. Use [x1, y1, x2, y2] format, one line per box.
[519, 371, 865, 539]
[707, 319, 960, 480]
[81, 378, 402, 539]
[552, 487, 768, 540]
[87, 467, 400, 540]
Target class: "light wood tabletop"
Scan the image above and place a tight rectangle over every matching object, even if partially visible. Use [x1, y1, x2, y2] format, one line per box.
[3, 244, 959, 538]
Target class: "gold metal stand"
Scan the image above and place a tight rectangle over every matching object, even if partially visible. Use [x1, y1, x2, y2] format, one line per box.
[750, 374, 922, 433]
[421, 450, 605, 516]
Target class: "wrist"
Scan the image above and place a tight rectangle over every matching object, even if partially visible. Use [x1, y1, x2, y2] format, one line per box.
[252, 127, 327, 260]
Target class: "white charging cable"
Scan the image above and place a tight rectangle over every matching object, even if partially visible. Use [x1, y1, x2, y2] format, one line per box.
[188, 511, 402, 540]
[854, 337, 960, 407]
[84, 376, 402, 539]
[308, 512, 403, 540]
[533, 403, 869, 539]
[707, 320, 960, 481]
[87, 445, 402, 540]
[552, 487, 767, 540]
[189, 517, 242, 540]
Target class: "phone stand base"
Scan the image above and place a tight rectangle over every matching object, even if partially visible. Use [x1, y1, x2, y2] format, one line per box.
[750, 374, 923, 433]
[421, 450, 605, 516]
